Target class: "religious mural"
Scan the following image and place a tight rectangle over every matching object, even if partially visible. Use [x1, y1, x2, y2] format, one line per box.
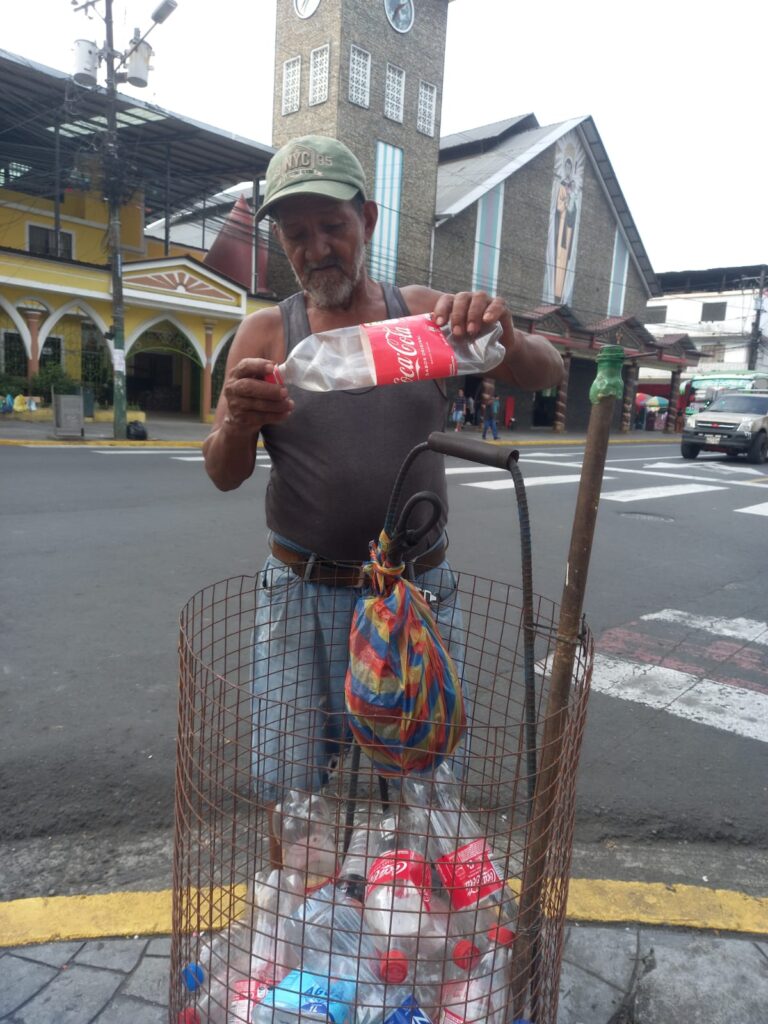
[543, 131, 585, 306]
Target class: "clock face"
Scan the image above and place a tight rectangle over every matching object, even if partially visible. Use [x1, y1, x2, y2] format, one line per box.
[294, 0, 321, 18]
[384, 0, 415, 33]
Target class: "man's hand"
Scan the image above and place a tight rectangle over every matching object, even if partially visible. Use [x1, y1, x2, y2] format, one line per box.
[222, 358, 294, 432]
[432, 290, 513, 340]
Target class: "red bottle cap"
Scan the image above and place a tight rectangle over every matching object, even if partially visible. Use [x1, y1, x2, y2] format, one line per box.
[177, 1010, 201, 1024]
[488, 925, 516, 947]
[453, 939, 481, 971]
[379, 949, 408, 984]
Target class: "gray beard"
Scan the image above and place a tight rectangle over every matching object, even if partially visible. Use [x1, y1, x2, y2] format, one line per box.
[294, 248, 366, 310]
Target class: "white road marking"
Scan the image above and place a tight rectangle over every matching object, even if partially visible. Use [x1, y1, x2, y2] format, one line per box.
[641, 609, 768, 646]
[602, 483, 725, 502]
[445, 466, 507, 475]
[92, 448, 200, 454]
[736, 501, 768, 517]
[588, 653, 768, 744]
[171, 455, 205, 462]
[645, 461, 764, 476]
[466, 474, 594, 490]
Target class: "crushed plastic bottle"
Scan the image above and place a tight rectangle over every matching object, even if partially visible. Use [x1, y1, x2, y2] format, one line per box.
[438, 929, 514, 1024]
[363, 810, 432, 941]
[272, 791, 339, 892]
[250, 868, 305, 983]
[268, 313, 505, 392]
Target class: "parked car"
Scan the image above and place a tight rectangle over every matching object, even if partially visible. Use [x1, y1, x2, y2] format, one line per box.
[681, 390, 768, 463]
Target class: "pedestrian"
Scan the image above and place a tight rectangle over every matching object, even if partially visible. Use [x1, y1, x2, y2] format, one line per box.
[482, 390, 500, 440]
[202, 134, 563, 818]
[466, 392, 475, 427]
[451, 388, 467, 431]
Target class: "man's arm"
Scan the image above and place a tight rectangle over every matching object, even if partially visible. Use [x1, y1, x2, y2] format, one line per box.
[401, 286, 564, 391]
[203, 308, 293, 491]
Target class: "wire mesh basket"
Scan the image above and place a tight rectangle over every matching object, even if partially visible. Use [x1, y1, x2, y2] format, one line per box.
[170, 564, 593, 1024]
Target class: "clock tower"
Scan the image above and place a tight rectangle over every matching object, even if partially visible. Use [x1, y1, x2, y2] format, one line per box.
[272, 0, 450, 290]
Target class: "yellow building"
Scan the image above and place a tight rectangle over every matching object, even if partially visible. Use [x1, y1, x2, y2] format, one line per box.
[0, 50, 274, 422]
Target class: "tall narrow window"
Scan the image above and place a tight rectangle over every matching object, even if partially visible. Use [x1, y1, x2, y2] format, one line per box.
[282, 56, 301, 115]
[417, 81, 437, 136]
[349, 45, 371, 108]
[309, 44, 329, 106]
[384, 64, 405, 122]
[472, 182, 505, 294]
[607, 228, 629, 316]
[370, 141, 403, 283]
[0, 331, 28, 376]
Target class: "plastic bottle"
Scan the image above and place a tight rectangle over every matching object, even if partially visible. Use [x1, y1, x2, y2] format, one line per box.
[181, 921, 253, 1024]
[250, 868, 305, 984]
[252, 894, 367, 1023]
[268, 313, 505, 392]
[438, 930, 514, 1024]
[272, 791, 339, 892]
[363, 810, 432, 941]
[402, 765, 514, 935]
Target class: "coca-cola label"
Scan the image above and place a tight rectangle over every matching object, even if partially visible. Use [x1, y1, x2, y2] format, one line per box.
[363, 314, 457, 385]
[365, 849, 432, 910]
[227, 977, 270, 1023]
[441, 1010, 467, 1024]
[435, 838, 503, 910]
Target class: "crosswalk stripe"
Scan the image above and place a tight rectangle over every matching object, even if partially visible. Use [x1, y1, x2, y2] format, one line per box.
[445, 466, 507, 475]
[641, 609, 768, 646]
[735, 501, 768, 517]
[171, 456, 205, 462]
[646, 461, 764, 475]
[466, 473, 589, 490]
[602, 483, 725, 502]
[93, 448, 200, 454]
[589, 653, 768, 744]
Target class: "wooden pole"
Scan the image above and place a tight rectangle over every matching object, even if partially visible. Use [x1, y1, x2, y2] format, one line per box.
[511, 344, 625, 1020]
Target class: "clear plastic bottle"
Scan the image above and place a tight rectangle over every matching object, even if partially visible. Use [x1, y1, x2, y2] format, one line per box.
[181, 921, 253, 1024]
[250, 868, 305, 984]
[269, 313, 505, 391]
[252, 894, 367, 1023]
[438, 931, 514, 1024]
[363, 810, 433, 941]
[272, 791, 339, 892]
[402, 766, 514, 936]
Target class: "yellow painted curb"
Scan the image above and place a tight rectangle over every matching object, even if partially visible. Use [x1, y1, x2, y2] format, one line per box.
[567, 877, 768, 934]
[2, 878, 767, 948]
[0, 439, 203, 448]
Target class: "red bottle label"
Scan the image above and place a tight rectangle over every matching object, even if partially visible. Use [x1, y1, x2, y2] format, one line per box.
[365, 849, 432, 910]
[435, 838, 503, 910]
[363, 314, 457, 385]
[229, 977, 271, 1019]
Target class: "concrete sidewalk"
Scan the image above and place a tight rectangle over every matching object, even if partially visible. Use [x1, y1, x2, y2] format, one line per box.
[2, 916, 767, 1023]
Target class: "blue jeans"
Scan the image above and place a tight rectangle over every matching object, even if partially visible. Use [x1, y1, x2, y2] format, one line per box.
[250, 556, 467, 802]
[482, 417, 499, 440]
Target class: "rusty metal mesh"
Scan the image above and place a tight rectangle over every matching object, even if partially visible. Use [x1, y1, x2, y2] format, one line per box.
[170, 570, 593, 1024]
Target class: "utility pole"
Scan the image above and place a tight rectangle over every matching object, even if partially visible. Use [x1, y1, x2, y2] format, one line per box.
[104, 0, 127, 439]
[72, 0, 177, 440]
[748, 266, 766, 372]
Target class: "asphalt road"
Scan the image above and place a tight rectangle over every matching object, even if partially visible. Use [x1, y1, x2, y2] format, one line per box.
[2, 435, 767, 898]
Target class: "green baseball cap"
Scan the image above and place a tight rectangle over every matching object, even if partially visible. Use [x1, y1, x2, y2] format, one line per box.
[256, 135, 368, 221]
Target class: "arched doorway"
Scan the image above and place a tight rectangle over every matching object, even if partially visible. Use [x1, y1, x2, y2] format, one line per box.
[128, 322, 202, 414]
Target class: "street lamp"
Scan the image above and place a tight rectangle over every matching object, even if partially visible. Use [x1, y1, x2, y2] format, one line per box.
[71, 0, 177, 439]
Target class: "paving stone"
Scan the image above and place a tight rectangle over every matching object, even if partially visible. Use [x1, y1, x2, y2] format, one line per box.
[0, 953, 57, 1016]
[74, 937, 146, 972]
[12, 964, 122, 1024]
[4, 941, 84, 968]
[145, 936, 171, 957]
[557, 958, 627, 1024]
[121, 954, 169, 1005]
[92, 995, 167, 1024]
[634, 928, 768, 1024]
[562, 923, 640, 990]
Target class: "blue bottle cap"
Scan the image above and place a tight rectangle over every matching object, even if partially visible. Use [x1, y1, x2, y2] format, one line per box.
[181, 962, 205, 992]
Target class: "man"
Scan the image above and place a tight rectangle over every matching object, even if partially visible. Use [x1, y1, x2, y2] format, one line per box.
[203, 135, 563, 802]
[482, 387, 501, 441]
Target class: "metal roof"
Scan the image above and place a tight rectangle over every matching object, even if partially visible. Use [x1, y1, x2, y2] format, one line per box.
[0, 49, 274, 221]
[436, 114, 660, 299]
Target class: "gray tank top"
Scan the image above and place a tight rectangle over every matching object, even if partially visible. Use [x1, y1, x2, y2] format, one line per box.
[261, 284, 449, 561]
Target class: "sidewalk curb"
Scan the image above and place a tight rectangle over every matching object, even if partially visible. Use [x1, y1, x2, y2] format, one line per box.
[0, 435, 681, 449]
[2, 878, 766, 948]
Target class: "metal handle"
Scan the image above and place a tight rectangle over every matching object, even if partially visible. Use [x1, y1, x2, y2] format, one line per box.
[427, 430, 518, 469]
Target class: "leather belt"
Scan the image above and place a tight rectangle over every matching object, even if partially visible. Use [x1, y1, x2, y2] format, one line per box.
[270, 539, 447, 587]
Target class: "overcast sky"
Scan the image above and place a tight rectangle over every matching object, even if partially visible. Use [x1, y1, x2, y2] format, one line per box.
[3, 0, 765, 274]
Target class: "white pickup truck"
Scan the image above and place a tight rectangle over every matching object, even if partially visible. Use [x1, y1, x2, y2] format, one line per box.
[681, 390, 768, 463]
